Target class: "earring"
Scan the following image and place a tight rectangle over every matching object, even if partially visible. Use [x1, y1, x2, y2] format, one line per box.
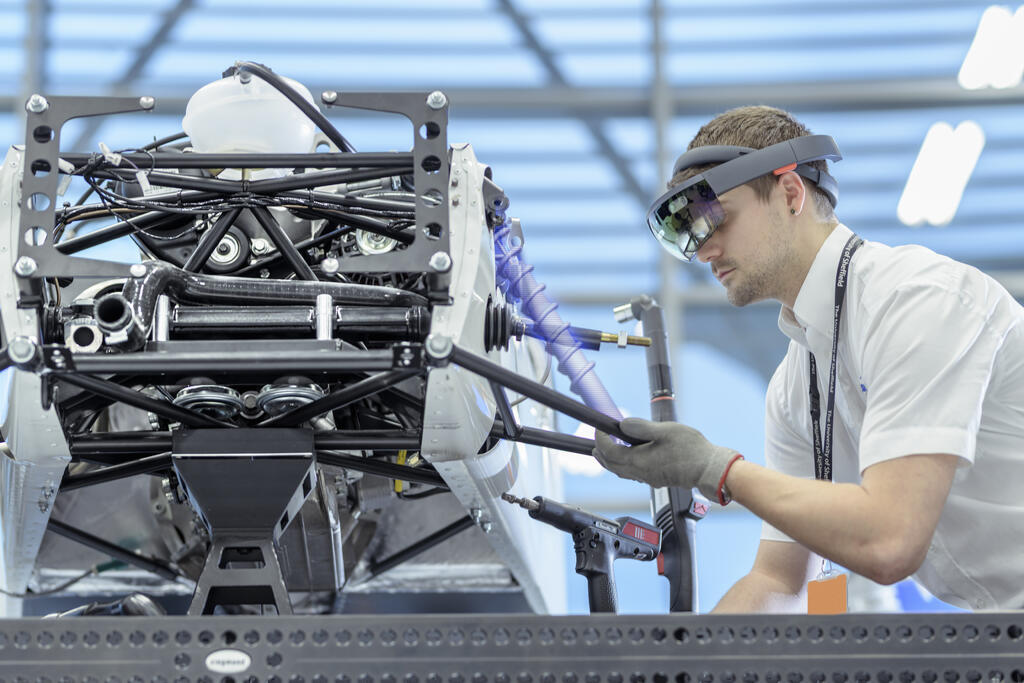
[790, 208, 796, 215]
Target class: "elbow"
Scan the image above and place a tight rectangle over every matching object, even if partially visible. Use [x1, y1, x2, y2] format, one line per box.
[861, 536, 928, 586]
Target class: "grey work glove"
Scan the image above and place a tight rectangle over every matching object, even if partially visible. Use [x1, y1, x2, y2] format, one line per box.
[593, 417, 742, 503]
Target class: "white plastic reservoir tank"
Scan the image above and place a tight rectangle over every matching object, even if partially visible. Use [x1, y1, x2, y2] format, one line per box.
[183, 70, 320, 155]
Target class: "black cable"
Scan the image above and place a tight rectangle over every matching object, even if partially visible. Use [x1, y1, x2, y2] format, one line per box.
[234, 61, 356, 153]
[0, 565, 100, 598]
[71, 132, 188, 207]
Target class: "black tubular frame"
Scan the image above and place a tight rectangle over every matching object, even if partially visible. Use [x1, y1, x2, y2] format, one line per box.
[16, 92, 450, 291]
[367, 515, 476, 579]
[46, 518, 182, 581]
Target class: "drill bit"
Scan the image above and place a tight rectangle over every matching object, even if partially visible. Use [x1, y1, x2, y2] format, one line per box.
[500, 492, 540, 512]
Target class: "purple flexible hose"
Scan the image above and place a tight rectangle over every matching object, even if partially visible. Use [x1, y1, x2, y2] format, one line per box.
[494, 222, 623, 421]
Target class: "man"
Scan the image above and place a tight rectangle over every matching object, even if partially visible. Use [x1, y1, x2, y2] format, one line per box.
[593, 105, 1024, 612]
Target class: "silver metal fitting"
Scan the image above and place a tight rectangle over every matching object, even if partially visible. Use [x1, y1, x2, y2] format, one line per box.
[481, 521, 493, 534]
[426, 90, 448, 110]
[25, 94, 48, 114]
[613, 302, 636, 324]
[251, 237, 272, 256]
[424, 334, 453, 360]
[429, 251, 452, 273]
[320, 257, 340, 275]
[138, 96, 155, 111]
[469, 507, 483, 522]
[322, 90, 338, 104]
[13, 256, 37, 277]
[238, 70, 252, 84]
[7, 336, 38, 364]
[129, 263, 147, 278]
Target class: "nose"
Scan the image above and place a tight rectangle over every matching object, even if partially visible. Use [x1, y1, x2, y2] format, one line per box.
[696, 233, 721, 263]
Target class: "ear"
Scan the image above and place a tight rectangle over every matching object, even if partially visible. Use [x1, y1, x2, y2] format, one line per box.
[776, 171, 807, 216]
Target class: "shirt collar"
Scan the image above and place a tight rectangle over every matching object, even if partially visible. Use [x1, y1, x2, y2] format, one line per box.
[778, 223, 856, 346]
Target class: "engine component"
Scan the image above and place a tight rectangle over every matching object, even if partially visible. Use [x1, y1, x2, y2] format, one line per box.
[173, 384, 245, 420]
[354, 229, 399, 256]
[258, 378, 326, 417]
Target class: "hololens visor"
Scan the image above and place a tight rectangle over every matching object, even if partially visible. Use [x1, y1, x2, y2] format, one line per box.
[645, 134, 842, 262]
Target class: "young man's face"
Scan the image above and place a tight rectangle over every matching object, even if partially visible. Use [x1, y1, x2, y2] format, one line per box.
[695, 182, 797, 307]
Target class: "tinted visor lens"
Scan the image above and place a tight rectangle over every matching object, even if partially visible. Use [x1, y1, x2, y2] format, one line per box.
[645, 179, 726, 262]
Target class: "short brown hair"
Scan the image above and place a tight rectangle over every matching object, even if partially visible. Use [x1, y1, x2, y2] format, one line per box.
[668, 105, 836, 220]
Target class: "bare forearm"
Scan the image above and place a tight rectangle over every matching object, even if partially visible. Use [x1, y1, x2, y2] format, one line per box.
[725, 460, 913, 583]
[713, 570, 805, 613]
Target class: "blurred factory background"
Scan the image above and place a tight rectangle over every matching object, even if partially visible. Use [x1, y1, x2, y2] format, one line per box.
[2, 0, 1022, 614]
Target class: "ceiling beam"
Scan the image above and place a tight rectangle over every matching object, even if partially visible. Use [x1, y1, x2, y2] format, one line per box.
[495, 0, 648, 206]
[68, 0, 195, 152]
[12, 79, 1023, 121]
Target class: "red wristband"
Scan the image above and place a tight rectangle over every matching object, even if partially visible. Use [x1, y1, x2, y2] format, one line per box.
[717, 453, 745, 506]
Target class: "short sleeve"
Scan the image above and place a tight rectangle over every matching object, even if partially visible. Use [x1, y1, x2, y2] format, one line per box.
[858, 279, 1005, 472]
[760, 348, 816, 544]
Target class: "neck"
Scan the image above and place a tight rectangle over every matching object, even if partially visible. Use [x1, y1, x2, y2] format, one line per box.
[779, 220, 838, 309]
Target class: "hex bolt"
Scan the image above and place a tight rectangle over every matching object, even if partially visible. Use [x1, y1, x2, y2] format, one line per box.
[470, 508, 483, 522]
[426, 90, 448, 110]
[251, 237, 271, 255]
[322, 90, 339, 104]
[25, 94, 48, 114]
[7, 336, 38, 364]
[138, 96, 155, 110]
[13, 256, 37, 277]
[129, 263, 147, 278]
[425, 334, 453, 360]
[429, 251, 451, 273]
[481, 521, 493, 534]
[320, 256, 340, 275]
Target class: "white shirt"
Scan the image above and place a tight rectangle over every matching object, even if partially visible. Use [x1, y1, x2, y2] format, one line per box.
[762, 223, 1024, 610]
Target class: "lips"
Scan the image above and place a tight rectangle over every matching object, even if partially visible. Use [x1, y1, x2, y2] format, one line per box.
[716, 268, 735, 282]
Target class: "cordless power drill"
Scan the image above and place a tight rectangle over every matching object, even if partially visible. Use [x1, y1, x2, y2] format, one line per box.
[501, 493, 661, 613]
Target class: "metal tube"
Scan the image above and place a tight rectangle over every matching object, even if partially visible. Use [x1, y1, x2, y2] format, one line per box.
[55, 373, 231, 428]
[60, 452, 173, 492]
[67, 349, 396, 375]
[47, 519, 181, 582]
[59, 152, 413, 169]
[55, 211, 194, 254]
[316, 293, 333, 341]
[249, 205, 318, 281]
[69, 430, 423, 459]
[449, 345, 637, 444]
[367, 515, 475, 579]
[182, 206, 244, 272]
[491, 420, 596, 457]
[316, 451, 444, 488]
[153, 295, 170, 342]
[314, 430, 422, 451]
[490, 381, 522, 439]
[261, 369, 421, 427]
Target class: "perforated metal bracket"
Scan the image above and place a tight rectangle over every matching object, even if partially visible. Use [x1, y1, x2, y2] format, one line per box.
[321, 91, 451, 301]
[16, 95, 156, 307]
[0, 613, 1022, 678]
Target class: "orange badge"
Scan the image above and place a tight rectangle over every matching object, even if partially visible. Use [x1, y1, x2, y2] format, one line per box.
[807, 573, 847, 615]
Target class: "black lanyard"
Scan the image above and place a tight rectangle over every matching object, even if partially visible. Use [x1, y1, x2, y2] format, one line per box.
[808, 234, 863, 482]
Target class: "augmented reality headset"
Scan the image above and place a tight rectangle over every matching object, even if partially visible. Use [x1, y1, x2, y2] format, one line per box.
[645, 134, 842, 262]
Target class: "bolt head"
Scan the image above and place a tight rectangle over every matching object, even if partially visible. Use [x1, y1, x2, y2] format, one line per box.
[322, 90, 339, 104]
[481, 521, 493, 534]
[138, 96, 155, 110]
[129, 263, 147, 278]
[426, 90, 448, 110]
[425, 334, 453, 360]
[251, 237, 271, 255]
[7, 336, 37, 364]
[13, 256, 37, 277]
[429, 251, 452, 273]
[320, 256, 340, 275]
[25, 94, 48, 114]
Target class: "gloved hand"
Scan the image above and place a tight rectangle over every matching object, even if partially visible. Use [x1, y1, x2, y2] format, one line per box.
[593, 417, 743, 503]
